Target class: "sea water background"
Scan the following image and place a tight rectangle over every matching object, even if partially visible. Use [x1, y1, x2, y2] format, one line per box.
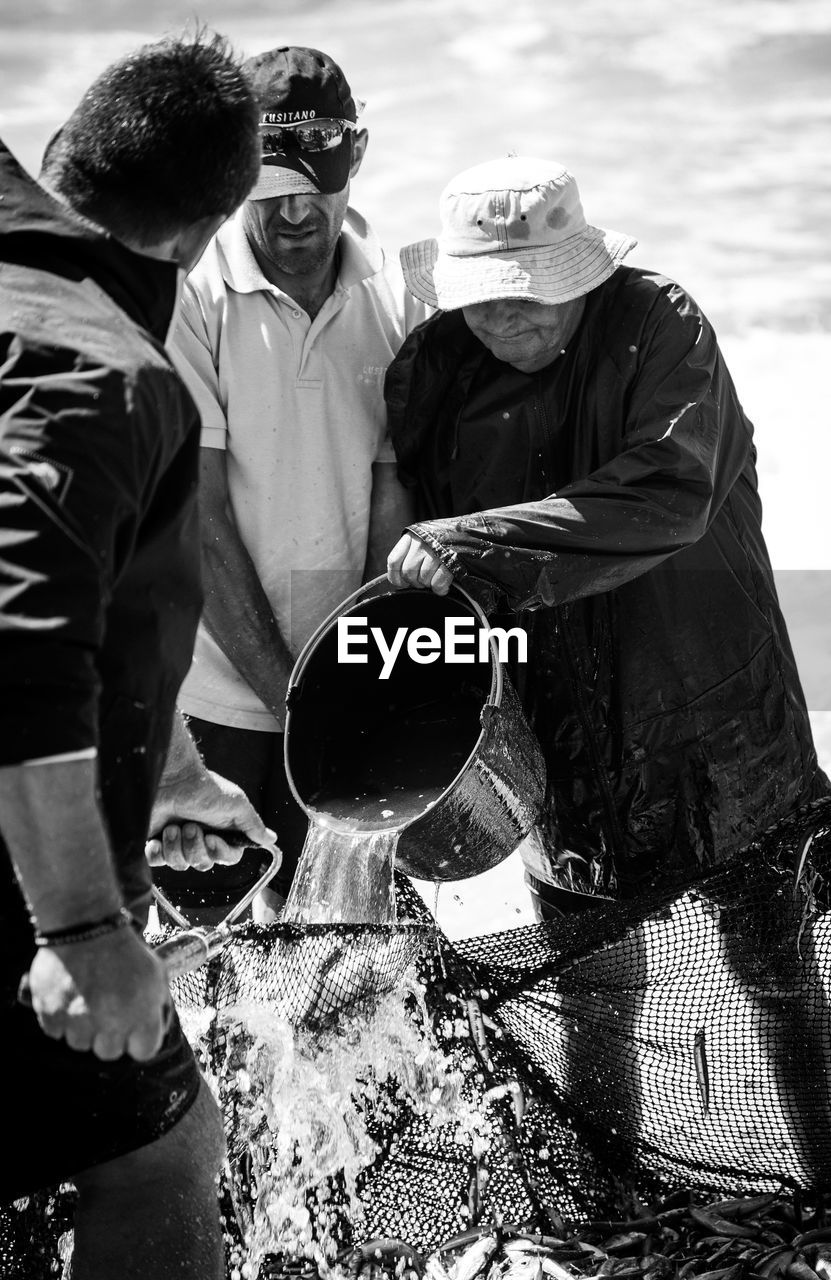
[2, 0, 829, 937]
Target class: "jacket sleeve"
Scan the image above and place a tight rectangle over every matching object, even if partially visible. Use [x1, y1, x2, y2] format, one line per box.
[407, 289, 754, 612]
[0, 354, 152, 764]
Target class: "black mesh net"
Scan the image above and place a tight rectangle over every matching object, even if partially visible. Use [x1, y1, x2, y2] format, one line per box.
[4, 795, 831, 1279]
[169, 917, 433, 1032]
[455, 794, 831, 1205]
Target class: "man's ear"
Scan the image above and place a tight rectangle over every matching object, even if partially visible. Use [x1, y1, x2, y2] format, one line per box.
[350, 128, 369, 180]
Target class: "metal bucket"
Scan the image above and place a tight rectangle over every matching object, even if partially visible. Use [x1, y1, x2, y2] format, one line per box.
[284, 577, 546, 881]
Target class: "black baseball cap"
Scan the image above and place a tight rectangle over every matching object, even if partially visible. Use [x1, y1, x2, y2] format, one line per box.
[244, 46, 359, 198]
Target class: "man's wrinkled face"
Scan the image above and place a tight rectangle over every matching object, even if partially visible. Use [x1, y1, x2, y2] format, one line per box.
[241, 187, 350, 277]
[461, 295, 587, 373]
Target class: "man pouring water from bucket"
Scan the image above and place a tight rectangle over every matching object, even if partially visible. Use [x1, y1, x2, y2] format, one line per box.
[383, 155, 829, 915]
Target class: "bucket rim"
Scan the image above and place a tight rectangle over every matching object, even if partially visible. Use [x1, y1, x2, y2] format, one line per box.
[283, 575, 505, 836]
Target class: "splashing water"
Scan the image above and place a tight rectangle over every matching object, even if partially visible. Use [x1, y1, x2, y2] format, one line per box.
[178, 976, 489, 1279]
[283, 824, 400, 925]
[173, 813, 465, 1276]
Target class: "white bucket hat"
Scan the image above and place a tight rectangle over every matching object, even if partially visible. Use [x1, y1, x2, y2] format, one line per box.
[401, 156, 637, 310]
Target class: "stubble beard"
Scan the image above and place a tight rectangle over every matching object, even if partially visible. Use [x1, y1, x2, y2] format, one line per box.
[267, 226, 340, 279]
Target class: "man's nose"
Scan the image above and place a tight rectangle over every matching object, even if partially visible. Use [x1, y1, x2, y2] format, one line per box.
[278, 196, 313, 225]
[482, 300, 523, 329]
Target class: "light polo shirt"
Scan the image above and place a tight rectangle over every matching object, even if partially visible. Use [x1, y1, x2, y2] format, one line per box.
[169, 207, 427, 732]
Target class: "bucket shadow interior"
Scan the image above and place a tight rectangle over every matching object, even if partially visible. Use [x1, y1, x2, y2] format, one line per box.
[287, 591, 492, 832]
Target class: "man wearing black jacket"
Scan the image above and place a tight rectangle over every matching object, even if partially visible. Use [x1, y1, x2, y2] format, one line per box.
[0, 32, 272, 1280]
[386, 156, 829, 913]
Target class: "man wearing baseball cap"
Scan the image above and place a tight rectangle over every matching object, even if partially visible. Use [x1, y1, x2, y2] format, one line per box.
[384, 155, 829, 912]
[151, 47, 428, 917]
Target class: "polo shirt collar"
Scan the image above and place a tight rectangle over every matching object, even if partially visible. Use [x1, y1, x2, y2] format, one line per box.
[216, 205, 385, 299]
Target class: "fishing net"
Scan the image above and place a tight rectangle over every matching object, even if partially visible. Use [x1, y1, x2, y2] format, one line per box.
[454, 793, 831, 1205]
[4, 795, 831, 1279]
[169, 916, 434, 1032]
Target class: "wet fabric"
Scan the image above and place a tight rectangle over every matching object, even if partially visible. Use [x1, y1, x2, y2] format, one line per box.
[384, 269, 829, 893]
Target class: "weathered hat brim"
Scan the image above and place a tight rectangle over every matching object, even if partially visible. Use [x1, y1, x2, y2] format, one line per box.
[400, 225, 637, 309]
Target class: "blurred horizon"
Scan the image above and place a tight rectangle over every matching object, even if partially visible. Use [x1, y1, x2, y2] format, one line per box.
[2, 0, 829, 755]
[3, 0, 830, 334]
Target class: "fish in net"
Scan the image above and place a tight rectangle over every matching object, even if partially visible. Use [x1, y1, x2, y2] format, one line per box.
[7, 798, 831, 1278]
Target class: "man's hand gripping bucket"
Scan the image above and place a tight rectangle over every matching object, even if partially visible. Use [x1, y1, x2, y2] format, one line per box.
[283, 575, 546, 880]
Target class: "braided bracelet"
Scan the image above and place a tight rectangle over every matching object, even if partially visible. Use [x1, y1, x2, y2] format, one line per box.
[34, 907, 135, 948]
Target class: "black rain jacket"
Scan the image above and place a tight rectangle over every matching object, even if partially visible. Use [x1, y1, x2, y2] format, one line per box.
[0, 140, 203, 928]
[385, 267, 829, 894]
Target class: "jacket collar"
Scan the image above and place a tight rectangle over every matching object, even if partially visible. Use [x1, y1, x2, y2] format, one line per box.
[0, 138, 179, 342]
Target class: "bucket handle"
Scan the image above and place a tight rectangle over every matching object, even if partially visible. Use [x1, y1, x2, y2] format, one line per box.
[286, 573, 504, 710]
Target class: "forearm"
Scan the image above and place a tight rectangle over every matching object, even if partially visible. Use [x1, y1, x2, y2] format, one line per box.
[201, 525, 295, 715]
[159, 711, 206, 786]
[149, 713, 276, 855]
[0, 757, 123, 931]
[364, 459, 415, 582]
[1, 757, 172, 1062]
[407, 421, 730, 612]
[197, 445, 294, 716]
[408, 494, 691, 613]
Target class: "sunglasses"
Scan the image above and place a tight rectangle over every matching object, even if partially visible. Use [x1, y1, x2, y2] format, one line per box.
[260, 119, 358, 155]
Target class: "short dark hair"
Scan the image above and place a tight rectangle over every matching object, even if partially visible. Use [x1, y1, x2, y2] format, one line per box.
[41, 30, 260, 246]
